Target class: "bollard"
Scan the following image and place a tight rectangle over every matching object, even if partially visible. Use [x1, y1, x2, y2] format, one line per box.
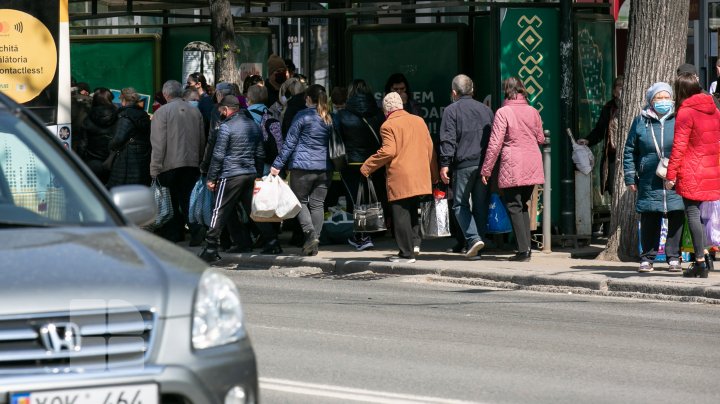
[542, 131, 552, 253]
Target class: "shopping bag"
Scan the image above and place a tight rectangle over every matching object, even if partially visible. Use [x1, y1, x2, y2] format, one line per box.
[681, 216, 694, 253]
[189, 176, 214, 226]
[251, 176, 280, 221]
[320, 206, 355, 244]
[353, 178, 386, 233]
[144, 178, 173, 231]
[276, 177, 301, 219]
[420, 196, 451, 239]
[487, 193, 512, 234]
[328, 125, 347, 171]
[700, 200, 720, 246]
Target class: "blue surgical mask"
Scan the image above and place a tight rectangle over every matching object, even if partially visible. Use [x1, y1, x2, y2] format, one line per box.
[188, 100, 199, 108]
[653, 100, 673, 115]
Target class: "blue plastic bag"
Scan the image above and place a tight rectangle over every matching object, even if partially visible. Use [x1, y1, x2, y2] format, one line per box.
[189, 176, 214, 226]
[487, 193, 512, 234]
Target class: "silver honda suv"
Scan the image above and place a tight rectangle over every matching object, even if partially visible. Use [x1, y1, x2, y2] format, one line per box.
[0, 93, 258, 403]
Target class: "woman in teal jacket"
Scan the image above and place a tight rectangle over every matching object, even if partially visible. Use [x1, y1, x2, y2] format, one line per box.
[623, 82, 684, 273]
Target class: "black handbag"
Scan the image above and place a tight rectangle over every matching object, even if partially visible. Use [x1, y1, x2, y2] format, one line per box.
[328, 123, 347, 171]
[353, 178, 386, 233]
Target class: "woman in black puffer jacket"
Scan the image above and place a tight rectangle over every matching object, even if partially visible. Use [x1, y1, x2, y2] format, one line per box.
[106, 88, 152, 189]
[334, 79, 387, 250]
[81, 88, 118, 183]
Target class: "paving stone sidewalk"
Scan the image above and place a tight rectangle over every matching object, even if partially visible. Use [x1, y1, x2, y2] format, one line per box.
[184, 235, 720, 301]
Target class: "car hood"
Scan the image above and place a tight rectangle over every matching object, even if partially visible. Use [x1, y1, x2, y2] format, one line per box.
[0, 227, 207, 318]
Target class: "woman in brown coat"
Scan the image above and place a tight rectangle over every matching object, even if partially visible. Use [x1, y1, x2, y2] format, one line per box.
[361, 92, 438, 263]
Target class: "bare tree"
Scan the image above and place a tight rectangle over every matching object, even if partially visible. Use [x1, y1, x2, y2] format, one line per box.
[209, 0, 240, 85]
[599, 0, 689, 261]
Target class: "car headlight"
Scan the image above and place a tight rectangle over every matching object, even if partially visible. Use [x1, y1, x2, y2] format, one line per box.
[192, 270, 246, 350]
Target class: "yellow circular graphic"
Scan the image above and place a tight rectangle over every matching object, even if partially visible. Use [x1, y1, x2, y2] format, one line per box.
[0, 9, 57, 103]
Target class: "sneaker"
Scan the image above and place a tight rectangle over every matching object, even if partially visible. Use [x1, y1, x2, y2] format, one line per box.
[198, 246, 221, 263]
[388, 255, 416, 264]
[638, 261, 654, 273]
[667, 259, 682, 272]
[413, 246, 421, 255]
[465, 239, 485, 258]
[349, 237, 374, 251]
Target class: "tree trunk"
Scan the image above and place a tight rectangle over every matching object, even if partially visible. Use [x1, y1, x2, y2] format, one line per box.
[599, 0, 688, 261]
[209, 0, 240, 85]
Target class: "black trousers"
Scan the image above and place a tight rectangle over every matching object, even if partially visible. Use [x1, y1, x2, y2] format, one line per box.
[639, 210, 683, 263]
[502, 185, 534, 253]
[157, 166, 200, 242]
[205, 174, 275, 246]
[391, 196, 422, 259]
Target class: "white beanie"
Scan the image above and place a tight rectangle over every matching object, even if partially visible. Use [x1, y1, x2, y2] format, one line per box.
[382, 92, 404, 114]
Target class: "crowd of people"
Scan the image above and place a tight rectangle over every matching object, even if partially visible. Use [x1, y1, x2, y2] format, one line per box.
[69, 55, 718, 272]
[583, 63, 720, 276]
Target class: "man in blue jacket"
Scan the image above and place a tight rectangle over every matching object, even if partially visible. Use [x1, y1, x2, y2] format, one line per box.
[438, 74, 494, 259]
[199, 95, 280, 262]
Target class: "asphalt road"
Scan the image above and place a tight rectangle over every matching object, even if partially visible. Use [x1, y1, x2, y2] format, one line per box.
[224, 267, 720, 404]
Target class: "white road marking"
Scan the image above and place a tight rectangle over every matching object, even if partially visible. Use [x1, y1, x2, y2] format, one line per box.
[259, 377, 482, 404]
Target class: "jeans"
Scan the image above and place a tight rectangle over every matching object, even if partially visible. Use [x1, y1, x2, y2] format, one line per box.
[639, 211, 683, 263]
[684, 198, 707, 259]
[289, 170, 331, 236]
[503, 185, 534, 253]
[451, 166, 489, 246]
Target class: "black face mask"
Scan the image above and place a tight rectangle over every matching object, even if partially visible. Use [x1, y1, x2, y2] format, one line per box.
[274, 72, 287, 85]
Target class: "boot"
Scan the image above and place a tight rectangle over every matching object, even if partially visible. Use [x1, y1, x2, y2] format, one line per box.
[705, 253, 714, 272]
[683, 262, 699, 278]
[302, 230, 319, 256]
[697, 261, 709, 278]
[198, 243, 221, 263]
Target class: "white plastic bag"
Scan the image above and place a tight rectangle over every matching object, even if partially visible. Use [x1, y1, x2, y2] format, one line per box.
[276, 178, 301, 219]
[251, 176, 280, 220]
[572, 143, 595, 175]
[700, 200, 720, 246]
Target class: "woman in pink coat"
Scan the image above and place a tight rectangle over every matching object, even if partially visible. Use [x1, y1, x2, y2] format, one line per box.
[481, 77, 545, 262]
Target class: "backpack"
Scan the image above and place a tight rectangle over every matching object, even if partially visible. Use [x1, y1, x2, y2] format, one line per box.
[251, 109, 283, 164]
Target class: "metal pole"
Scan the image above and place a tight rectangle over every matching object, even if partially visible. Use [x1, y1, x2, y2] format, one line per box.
[559, 0, 575, 236]
[543, 131, 552, 253]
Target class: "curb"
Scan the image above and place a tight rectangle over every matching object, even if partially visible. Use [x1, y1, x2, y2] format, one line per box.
[213, 253, 719, 301]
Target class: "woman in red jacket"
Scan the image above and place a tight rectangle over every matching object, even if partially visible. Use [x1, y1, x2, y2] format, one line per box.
[666, 73, 720, 277]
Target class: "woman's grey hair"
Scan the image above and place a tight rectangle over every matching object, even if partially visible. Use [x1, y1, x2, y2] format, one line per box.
[451, 74, 474, 96]
[247, 84, 268, 105]
[280, 77, 307, 98]
[162, 80, 183, 99]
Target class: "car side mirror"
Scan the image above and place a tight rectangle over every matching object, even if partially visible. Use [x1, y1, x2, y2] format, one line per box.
[110, 185, 156, 227]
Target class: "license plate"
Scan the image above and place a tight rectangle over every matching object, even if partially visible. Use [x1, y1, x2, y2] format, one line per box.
[11, 383, 158, 404]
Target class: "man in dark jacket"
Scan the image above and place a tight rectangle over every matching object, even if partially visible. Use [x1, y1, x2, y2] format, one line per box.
[199, 96, 280, 262]
[439, 74, 494, 259]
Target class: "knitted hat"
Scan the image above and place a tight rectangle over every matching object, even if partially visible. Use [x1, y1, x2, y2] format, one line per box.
[645, 82, 673, 106]
[382, 92, 404, 114]
[676, 63, 697, 76]
[267, 54, 286, 74]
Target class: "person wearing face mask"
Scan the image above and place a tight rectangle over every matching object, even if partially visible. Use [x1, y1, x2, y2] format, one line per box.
[622, 82, 684, 273]
[579, 76, 623, 198]
[182, 87, 200, 108]
[265, 54, 288, 109]
[665, 73, 720, 277]
[106, 87, 151, 189]
[187, 73, 213, 133]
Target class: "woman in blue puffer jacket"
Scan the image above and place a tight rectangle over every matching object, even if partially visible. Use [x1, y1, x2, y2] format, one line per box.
[271, 84, 333, 256]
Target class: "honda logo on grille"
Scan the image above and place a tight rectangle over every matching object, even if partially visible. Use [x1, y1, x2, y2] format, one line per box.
[40, 322, 82, 353]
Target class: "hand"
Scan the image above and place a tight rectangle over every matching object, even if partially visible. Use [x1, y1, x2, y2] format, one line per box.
[270, 167, 280, 176]
[360, 166, 371, 177]
[440, 167, 450, 184]
[206, 180, 217, 192]
[665, 180, 675, 190]
[481, 175, 489, 186]
[627, 184, 637, 192]
[576, 139, 589, 146]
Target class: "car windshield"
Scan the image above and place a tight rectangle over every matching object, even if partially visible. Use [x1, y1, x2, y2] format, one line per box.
[0, 109, 114, 227]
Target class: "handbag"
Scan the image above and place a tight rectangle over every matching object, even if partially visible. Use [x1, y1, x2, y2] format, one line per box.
[353, 178, 386, 233]
[649, 123, 669, 179]
[328, 123, 347, 171]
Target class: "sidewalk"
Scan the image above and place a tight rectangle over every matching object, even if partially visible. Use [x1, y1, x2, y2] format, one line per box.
[183, 235, 720, 302]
